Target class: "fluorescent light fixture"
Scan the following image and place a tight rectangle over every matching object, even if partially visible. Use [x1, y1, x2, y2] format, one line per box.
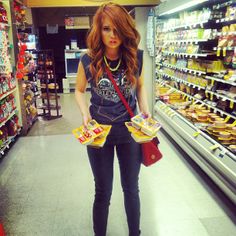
[159, 0, 208, 16]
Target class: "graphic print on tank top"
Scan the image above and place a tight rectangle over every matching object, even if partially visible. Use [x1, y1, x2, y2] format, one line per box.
[93, 68, 132, 103]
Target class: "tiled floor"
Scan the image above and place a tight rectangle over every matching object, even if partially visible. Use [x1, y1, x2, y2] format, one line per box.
[0, 94, 236, 236]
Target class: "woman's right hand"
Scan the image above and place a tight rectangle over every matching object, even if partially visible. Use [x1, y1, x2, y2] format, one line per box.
[83, 113, 92, 127]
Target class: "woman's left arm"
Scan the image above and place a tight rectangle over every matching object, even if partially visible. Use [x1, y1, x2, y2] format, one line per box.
[136, 66, 150, 116]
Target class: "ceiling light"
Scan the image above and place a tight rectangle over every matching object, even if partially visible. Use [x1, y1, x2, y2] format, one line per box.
[159, 0, 208, 16]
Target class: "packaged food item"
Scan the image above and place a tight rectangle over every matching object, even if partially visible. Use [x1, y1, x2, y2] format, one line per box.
[131, 130, 154, 143]
[131, 113, 162, 136]
[125, 122, 155, 143]
[72, 120, 105, 145]
[89, 125, 112, 148]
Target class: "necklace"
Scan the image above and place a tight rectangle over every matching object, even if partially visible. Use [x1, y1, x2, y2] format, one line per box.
[104, 56, 121, 72]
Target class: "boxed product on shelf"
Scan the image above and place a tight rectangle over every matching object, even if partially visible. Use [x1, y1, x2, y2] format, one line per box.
[0, 2, 8, 24]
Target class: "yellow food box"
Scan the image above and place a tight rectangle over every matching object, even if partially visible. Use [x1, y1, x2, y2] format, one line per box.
[72, 120, 106, 145]
[89, 125, 112, 148]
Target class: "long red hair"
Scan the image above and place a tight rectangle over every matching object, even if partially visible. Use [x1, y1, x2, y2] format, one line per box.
[86, 2, 140, 85]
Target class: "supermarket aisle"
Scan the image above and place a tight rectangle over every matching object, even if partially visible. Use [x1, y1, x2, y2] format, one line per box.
[0, 95, 236, 236]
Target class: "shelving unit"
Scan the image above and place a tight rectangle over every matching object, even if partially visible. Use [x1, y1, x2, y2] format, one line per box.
[37, 49, 62, 120]
[154, 0, 236, 204]
[12, 0, 39, 134]
[0, 0, 21, 156]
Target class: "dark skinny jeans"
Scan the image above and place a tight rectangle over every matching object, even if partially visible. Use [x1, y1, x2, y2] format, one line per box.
[87, 137, 142, 236]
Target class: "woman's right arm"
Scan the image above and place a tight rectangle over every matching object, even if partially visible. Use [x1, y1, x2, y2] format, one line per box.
[75, 61, 92, 126]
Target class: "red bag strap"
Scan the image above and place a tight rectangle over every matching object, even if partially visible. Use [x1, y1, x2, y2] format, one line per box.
[105, 67, 134, 118]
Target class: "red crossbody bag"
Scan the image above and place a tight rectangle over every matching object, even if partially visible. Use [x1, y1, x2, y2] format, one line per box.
[105, 67, 163, 166]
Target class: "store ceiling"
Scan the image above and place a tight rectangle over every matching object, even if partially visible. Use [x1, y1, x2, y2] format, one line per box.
[26, 0, 159, 8]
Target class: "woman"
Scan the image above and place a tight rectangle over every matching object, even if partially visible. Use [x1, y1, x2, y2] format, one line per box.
[75, 3, 149, 236]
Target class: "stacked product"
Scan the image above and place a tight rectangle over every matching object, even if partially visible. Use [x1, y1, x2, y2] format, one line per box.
[72, 120, 112, 148]
[125, 113, 161, 143]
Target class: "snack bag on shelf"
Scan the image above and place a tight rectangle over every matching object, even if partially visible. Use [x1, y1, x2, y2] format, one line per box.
[131, 113, 162, 136]
[89, 125, 112, 148]
[72, 120, 106, 145]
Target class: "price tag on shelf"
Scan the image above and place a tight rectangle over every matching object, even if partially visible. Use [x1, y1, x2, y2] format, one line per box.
[209, 144, 220, 151]
[214, 109, 217, 113]
[220, 111, 224, 116]
[205, 91, 209, 98]
[219, 149, 226, 159]
[193, 131, 200, 137]
[217, 48, 221, 57]
[229, 120, 236, 127]
[164, 107, 170, 113]
[210, 93, 214, 101]
[168, 110, 174, 116]
[224, 116, 231, 122]
[211, 80, 215, 86]
[230, 100, 234, 109]
[160, 104, 166, 109]
[223, 47, 227, 57]
[222, 96, 227, 102]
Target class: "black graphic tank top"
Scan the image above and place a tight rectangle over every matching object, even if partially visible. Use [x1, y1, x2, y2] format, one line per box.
[80, 49, 143, 125]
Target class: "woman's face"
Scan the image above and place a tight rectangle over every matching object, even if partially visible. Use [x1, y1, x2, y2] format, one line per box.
[101, 16, 122, 50]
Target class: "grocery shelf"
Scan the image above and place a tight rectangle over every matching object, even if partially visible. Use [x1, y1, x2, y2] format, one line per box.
[0, 87, 16, 101]
[205, 90, 236, 104]
[0, 109, 17, 129]
[164, 39, 209, 44]
[0, 129, 21, 156]
[213, 46, 236, 51]
[217, 31, 236, 36]
[154, 100, 236, 204]
[163, 20, 209, 32]
[162, 63, 206, 75]
[205, 75, 236, 86]
[216, 17, 236, 23]
[156, 79, 236, 120]
[163, 51, 211, 58]
[155, 0, 236, 206]
[161, 73, 206, 90]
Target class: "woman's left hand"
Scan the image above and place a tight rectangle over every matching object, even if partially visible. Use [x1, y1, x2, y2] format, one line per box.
[141, 110, 151, 118]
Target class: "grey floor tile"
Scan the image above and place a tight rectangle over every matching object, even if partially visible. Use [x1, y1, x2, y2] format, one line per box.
[200, 216, 236, 236]
[156, 218, 209, 236]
